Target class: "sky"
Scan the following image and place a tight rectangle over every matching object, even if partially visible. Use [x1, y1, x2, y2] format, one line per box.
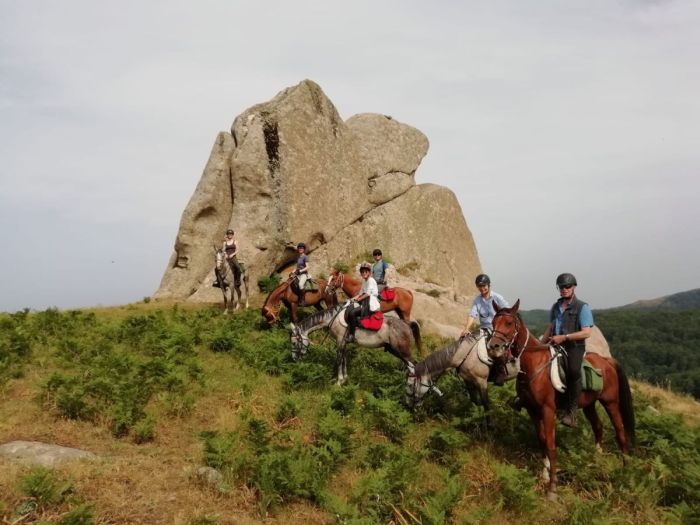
[1, 0, 698, 312]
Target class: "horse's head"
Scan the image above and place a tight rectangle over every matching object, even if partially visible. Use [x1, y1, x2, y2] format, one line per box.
[404, 363, 442, 408]
[215, 248, 226, 271]
[289, 323, 310, 360]
[487, 299, 522, 360]
[326, 269, 341, 294]
[262, 305, 278, 325]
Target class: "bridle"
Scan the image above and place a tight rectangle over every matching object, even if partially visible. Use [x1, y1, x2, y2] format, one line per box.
[326, 271, 344, 295]
[489, 312, 528, 357]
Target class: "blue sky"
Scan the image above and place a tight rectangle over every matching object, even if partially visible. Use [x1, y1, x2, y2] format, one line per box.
[1, 0, 698, 311]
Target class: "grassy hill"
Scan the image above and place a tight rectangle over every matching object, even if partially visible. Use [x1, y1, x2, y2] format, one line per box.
[1, 303, 699, 524]
[616, 288, 700, 310]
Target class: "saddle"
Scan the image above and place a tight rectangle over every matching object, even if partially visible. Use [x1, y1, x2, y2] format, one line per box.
[359, 311, 384, 331]
[550, 347, 604, 393]
[379, 288, 395, 301]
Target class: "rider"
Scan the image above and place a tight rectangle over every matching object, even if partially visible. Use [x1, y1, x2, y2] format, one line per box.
[293, 242, 309, 306]
[461, 274, 510, 338]
[461, 274, 511, 386]
[222, 229, 242, 287]
[541, 272, 594, 428]
[371, 248, 389, 292]
[345, 262, 380, 343]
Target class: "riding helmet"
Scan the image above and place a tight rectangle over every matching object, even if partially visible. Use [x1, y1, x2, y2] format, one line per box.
[556, 273, 577, 287]
[226, 229, 234, 234]
[297, 242, 306, 249]
[372, 248, 382, 256]
[475, 274, 491, 286]
[359, 262, 372, 272]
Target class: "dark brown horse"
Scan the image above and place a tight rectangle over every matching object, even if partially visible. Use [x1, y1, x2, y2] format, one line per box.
[487, 300, 635, 499]
[261, 276, 337, 325]
[327, 268, 414, 321]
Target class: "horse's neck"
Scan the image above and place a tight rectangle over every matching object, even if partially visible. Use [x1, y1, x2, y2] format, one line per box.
[342, 273, 361, 295]
[265, 282, 289, 307]
[300, 307, 341, 334]
[518, 327, 553, 368]
[417, 341, 466, 379]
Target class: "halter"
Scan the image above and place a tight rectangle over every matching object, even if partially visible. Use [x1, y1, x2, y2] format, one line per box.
[405, 370, 443, 406]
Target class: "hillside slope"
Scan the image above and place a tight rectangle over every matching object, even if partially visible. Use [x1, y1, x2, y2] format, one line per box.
[1, 303, 699, 525]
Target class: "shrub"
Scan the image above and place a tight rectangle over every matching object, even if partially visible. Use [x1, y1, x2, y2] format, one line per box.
[55, 504, 95, 525]
[425, 426, 468, 465]
[330, 385, 357, 415]
[275, 397, 299, 423]
[133, 416, 156, 444]
[19, 467, 72, 505]
[362, 393, 412, 443]
[491, 462, 538, 513]
[258, 273, 282, 293]
[420, 473, 465, 525]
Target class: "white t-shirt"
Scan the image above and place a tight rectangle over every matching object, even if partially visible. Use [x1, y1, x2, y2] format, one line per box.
[360, 276, 380, 312]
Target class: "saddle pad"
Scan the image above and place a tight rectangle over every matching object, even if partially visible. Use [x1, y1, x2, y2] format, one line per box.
[380, 288, 396, 301]
[476, 336, 493, 366]
[359, 311, 384, 331]
[304, 279, 319, 291]
[551, 348, 604, 393]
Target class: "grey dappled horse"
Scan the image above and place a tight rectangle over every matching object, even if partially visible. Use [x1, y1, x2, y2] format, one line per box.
[215, 249, 249, 314]
[405, 334, 519, 418]
[289, 303, 420, 385]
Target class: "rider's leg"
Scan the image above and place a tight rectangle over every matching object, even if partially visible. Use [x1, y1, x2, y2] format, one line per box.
[561, 346, 584, 428]
[297, 273, 308, 306]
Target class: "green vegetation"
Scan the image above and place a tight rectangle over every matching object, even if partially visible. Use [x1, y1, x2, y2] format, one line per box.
[257, 273, 282, 293]
[596, 308, 700, 399]
[0, 304, 699, 524]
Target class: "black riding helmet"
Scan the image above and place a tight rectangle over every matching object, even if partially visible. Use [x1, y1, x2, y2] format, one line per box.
[372, 249, 382, 256]
[556, 273, 577, 287]
[297, 242, 306, 249]
[226, 229, 234, 234]
[475, 274, 491, 286]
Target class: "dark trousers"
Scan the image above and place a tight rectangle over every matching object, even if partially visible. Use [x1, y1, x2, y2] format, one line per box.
[565, 345, 585, 409]
[346, 298, 369, 331]
[228, 259, 242, 287]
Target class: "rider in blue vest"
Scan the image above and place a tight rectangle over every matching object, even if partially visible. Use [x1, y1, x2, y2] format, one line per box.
[371, 248, 389, 292]
[541, 272, 594, 428]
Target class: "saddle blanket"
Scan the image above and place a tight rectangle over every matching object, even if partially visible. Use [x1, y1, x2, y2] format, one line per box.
[303, 279, 319, 291]
[380, 288, 396, 301]
[550, 348, 604, 393]
[359, 311, 384, 331]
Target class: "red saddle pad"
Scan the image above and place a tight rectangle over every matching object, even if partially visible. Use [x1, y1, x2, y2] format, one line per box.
[359, 311, 384, 331]
[380, 288, 395, 301]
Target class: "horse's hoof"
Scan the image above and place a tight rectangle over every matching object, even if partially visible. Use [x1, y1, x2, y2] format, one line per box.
[546, 490, 558, 502]
[595, 443, 603, 454]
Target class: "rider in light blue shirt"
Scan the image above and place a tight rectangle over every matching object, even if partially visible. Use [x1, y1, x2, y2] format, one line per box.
[461, 274, 510, 336]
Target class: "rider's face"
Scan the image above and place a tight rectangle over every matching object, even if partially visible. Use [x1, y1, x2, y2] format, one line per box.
[360, 269, 371, 279]
[558, 284, 575, 299]
[477, 284, 490, 296]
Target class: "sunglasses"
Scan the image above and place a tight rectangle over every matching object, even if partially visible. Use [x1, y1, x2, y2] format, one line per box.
[558, 284, 573, 290]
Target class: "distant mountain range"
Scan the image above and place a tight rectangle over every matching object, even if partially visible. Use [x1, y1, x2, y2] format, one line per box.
[521, 288, 700, 327]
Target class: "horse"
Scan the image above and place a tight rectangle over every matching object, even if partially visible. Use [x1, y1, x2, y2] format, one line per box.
[289, 303, 421, 385]
[214, 249, 249, 314]
[405, 334, 519, 421]
[327, 268, 414, 321]
[261, 275, 337, 325]
[486, 300, 635, 499]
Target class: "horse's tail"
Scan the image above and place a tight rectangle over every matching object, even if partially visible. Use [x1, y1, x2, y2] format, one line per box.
[614, 359, 636, 449]
[409, 320, 422, 355]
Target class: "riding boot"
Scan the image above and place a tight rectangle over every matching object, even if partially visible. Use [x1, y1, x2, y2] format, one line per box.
[509, 396, 524, 412]
[298, 292, 305, 307]
[561, 379, 582, 428]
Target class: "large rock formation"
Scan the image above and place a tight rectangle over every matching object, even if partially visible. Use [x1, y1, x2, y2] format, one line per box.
[155, 80, 482, 333]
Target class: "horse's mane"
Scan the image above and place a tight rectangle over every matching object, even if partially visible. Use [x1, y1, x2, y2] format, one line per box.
[262, 280, 289, 308]
[297, 304, 344, 332]
[415, 340, 462, 376]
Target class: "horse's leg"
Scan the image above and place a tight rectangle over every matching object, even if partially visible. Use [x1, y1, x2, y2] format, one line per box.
[243, 276, 250, 309]
[542, 404, 558, 499]
[335, 342, 346, 386]
[290, 301, 298, 324]
[231, 286, 241, 310]
[583, 403, 604, 452]
[600, 400, 629, 455]
[527, 407, 550, 485]
[476, 378, 491, 428]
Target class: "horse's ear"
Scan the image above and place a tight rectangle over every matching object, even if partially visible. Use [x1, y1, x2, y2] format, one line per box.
[512, 299, 520, 313]
[493, 300, 502, 313]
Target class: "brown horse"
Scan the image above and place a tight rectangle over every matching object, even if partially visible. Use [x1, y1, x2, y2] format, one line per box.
[327, 269, 414, 321]
[261, 276, 337, 325]
[487, 300, 635, 499]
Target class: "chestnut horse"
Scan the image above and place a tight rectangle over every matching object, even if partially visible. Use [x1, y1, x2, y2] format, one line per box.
[261, 276, 337, 325]
[327, 269, 413, 321]
[487, 300, 635, 499]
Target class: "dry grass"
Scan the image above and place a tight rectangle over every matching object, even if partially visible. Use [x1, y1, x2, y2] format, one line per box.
[631, 379, 700, 427]
[0, 345, 330, 524]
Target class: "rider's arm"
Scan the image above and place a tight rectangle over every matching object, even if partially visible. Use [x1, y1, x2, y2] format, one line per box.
[461, 301, 479, 336]
[540, 323, 553, 343]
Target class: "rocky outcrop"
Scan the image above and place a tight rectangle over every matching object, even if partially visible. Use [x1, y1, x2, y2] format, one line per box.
[154, 80, 482, 333]
[0, 441, 97, 467]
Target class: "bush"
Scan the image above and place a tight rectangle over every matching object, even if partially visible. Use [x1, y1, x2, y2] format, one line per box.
[425, 426, 468, 465]
[362, 393, 412, 443]
[19, 467, 72, 505]
[275, 397, 299, 423]
[257, 273, 282, 293]
[491, 462, 538, 513]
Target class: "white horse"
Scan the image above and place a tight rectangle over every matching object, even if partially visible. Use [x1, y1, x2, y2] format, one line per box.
[289, 303, 420, 385]
[214, 248, 249, 314]
[405, 334, 519, 419]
